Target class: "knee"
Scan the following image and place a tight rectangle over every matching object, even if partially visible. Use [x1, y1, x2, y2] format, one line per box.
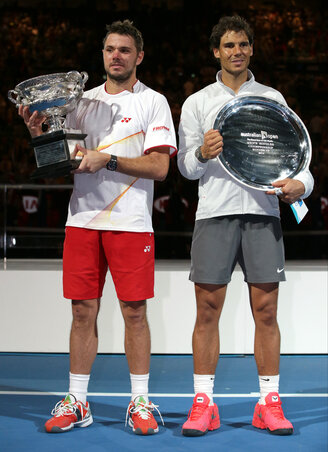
[121, 301, 147, 328]
[196, 300, 221, 327]
[72, 300, 99, 327]
[254, 304, 277, 328]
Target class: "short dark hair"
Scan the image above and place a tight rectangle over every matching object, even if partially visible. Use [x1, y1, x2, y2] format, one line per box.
[209, 15, 254, 50]
[103, 19, 144, 53]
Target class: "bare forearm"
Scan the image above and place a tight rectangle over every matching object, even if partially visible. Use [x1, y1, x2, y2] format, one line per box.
[115, 152, 169, 181]
[73, 145, 170, 181]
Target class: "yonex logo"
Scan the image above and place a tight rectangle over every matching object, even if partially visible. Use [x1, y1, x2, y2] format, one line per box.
[272, 396, 279, 402]
[144, 246, 151, 252]
[196, 397, 204, 403]
[121, 117, 132, 123]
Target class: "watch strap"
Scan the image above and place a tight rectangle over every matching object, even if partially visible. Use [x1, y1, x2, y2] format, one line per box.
[195, 147, 208, 163]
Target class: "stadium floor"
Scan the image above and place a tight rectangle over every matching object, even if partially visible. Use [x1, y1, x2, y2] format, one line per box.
[0, 353, 327, 451]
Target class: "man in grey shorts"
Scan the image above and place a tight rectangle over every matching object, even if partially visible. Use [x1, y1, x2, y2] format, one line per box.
[191, 215, 285, 284]
[177, 15, 314, 437]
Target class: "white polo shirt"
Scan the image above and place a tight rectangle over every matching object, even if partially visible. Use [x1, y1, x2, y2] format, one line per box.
[178, 71, 313, 221]
[65, 81, 177, 232]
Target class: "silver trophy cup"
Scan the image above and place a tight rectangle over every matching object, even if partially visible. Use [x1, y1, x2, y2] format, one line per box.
[8, 71, 88, 178]
[213, 96, 312, 190]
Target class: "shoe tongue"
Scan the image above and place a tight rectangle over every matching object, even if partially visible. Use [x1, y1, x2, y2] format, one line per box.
[64, 393, 76, 404]
[134, 395, 147, 405]
[195, 393, 209, 404]
[267, 393, 280, 404]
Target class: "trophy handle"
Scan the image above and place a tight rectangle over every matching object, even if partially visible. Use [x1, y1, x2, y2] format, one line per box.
[66, 70, 88, 88]
[81, 71, 88, 85]
[8, 89, 19, 105]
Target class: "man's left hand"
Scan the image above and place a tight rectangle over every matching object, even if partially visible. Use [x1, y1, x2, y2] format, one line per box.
[266, 178, 305, 204]
[71, 144, 110, 174]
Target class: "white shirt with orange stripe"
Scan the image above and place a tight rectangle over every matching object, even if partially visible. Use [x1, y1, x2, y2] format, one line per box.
[65, 81, 177, 232]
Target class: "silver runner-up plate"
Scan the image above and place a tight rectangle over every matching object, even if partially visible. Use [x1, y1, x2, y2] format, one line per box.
[213, 96, 312, 190]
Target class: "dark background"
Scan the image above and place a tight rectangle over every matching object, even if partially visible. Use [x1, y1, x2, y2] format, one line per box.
[0, 0, 327, 259]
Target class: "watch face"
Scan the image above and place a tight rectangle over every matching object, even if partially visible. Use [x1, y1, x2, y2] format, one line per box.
[107, 155, 117, 171]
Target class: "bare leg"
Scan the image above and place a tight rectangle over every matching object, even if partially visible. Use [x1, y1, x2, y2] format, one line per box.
[248, 283, 280, 375]
[120, 300, 150, 374]
[70, 298, 100, 374]
[193, 283, 227, 374]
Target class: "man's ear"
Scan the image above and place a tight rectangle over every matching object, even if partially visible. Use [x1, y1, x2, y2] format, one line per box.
[136, 51, 144, 66]
[213, 48, 220, 59]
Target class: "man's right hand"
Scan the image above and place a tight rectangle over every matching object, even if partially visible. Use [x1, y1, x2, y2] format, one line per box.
[201, 129, 224, 160]
[18, 105, 46, 138]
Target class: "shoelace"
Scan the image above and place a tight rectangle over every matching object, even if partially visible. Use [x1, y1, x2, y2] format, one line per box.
[125, 401, 164, 426]
[51, 399, 77, 417]
[188, 402, 207, 420]
[268, 404, 285, 420]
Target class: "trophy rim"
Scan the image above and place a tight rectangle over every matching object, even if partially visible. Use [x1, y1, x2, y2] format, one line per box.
[13, 71, 84, 91]
[8, 71, 88, 128]
[213, 95, 312, 191]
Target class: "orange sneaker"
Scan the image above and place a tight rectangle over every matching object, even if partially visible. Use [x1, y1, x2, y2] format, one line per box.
[252, 392, 293, 435]
[126, 396, 164, 435]
[182, 393, 220, 437]
[45, 393, 93, 433]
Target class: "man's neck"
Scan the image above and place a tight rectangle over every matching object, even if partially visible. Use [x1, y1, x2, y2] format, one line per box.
[221, 70, 249, 94]
[105, 77, 137, 94]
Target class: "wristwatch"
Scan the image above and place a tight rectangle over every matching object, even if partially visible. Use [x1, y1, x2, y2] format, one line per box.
[106, 155, 118, 171]
[195, 147, 208, 163]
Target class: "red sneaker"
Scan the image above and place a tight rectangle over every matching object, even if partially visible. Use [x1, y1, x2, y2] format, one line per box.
[45, 393, 93, 433]
[252, 392, 293, 435]
[126, 396, 163, 435]
[182, 393, 220, 437]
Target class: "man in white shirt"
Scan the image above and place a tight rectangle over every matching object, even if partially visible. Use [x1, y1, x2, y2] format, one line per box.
[19, 19, 177, 435]
[178, 15, 313, 437]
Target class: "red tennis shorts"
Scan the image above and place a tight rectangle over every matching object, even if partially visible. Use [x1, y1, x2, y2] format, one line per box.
[63, 226, 154, 302]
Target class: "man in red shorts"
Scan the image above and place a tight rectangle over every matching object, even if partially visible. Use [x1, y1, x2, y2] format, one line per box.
[19, 19, 177, 435]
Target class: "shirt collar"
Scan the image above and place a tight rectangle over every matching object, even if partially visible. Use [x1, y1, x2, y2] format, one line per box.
[216, 69, 255, 90]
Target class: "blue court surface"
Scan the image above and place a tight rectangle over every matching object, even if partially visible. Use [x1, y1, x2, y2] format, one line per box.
[0, 354, 327, 451]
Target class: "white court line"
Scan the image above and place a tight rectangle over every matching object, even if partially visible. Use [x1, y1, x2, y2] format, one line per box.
[0, 391, 327, 397]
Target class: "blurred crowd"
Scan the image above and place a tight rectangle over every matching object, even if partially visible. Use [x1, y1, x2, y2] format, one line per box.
[0, 1, 327, 258]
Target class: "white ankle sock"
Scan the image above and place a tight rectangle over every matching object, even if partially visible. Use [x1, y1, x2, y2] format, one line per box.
[69, 372, 90, 405]
[258, 374, 280, 405]
[130, 373, 149, 403]
[194, 374, 215, 405]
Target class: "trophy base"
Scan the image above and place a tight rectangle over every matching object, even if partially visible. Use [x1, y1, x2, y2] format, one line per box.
[30, 159, 80, 179]
[30, 129, 86, 179]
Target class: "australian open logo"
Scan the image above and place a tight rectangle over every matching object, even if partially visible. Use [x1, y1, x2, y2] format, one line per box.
[240, 131, 279, 140]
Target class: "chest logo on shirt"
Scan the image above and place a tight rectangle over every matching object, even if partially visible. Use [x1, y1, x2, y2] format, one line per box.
[153, 126, 170, 132]
[121, 117, 132, 123]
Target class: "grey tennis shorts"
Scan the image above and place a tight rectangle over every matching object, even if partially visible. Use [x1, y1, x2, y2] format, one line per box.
[190, 214, 286, 284]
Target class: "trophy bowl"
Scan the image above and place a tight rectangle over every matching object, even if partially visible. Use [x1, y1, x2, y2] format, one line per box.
[8, 71, 88, 178]
[213, 96, 312, 190]
[8, 71, 88, 132]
